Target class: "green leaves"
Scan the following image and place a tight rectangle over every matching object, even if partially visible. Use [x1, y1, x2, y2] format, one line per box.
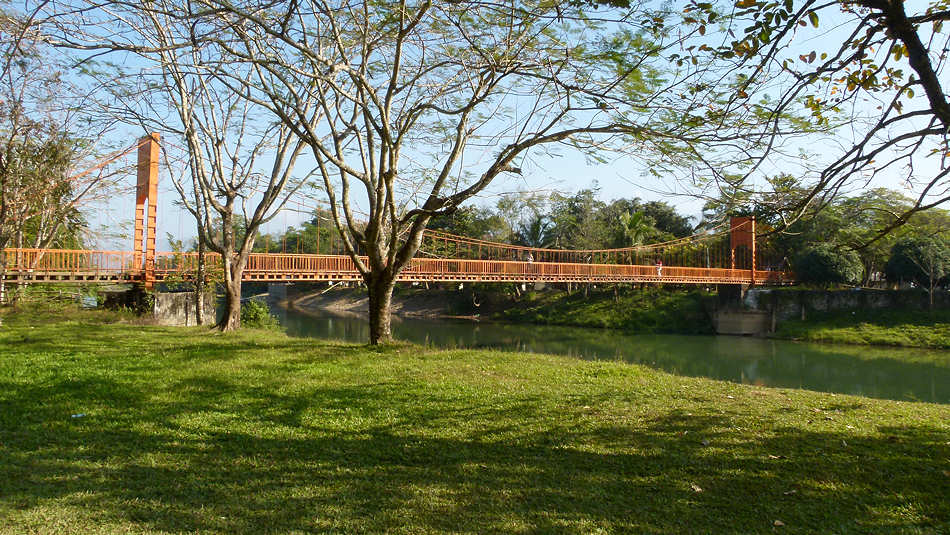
[892, 43, 906, 62]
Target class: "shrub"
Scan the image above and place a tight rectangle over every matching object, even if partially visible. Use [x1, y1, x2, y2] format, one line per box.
[240, 299, 280, 329]
[885, 236, 950, 288]
[794, 243, 863, 286]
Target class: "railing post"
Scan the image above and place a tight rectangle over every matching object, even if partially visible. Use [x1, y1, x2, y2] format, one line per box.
[134, 132, 160, 289]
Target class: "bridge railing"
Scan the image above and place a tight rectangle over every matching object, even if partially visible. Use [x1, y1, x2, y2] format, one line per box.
[3, 248, 790, 284]
[1, 249, 139, 275]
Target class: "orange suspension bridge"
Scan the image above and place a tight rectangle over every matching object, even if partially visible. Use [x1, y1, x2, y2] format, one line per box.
[2, 135, 793, 287]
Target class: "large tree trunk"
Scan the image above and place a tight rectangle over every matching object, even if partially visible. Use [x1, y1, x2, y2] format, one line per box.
[220, 276, 242, 331]
[218, 254, 246, 332]
[367, 275, 396, 344]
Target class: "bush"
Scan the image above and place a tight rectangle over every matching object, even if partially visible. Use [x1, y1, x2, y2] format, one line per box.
[240, 299, 280, 329]
[794, 243, 863, 286]
[885, 236, 950, 287]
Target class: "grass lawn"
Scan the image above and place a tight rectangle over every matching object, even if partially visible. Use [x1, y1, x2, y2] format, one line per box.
[1, 307, 948, 534]
[496, 287, 713, 334]
[775, 309, 950, 349]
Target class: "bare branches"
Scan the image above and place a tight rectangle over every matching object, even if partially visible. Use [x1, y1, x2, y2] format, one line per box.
[0, 5, 118, 261]
[676, 0, 950, 238]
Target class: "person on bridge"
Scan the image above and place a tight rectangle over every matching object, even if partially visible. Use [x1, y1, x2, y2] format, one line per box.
[656, 259, 662, 277]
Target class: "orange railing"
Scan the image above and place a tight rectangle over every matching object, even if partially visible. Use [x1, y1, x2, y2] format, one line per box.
[2, 248, 791, 285]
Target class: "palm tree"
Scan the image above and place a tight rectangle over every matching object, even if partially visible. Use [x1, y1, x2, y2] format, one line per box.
[517, 212, 555, 248]
[620, 211, 652, 246]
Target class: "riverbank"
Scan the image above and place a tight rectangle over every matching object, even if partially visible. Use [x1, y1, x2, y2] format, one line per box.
[289, 285, 950, 349]
[1, 308, 947, 533]
[289, 284, 486, 319]
[774, 309, 950, 349]
[494, 286, 714, 333]
[290, 284, 715, 333]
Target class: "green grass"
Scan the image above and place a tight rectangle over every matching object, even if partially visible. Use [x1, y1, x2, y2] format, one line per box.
[496, 287, 714, 334]
[776, 308, 950, 349]
[1, 306, 948, 534]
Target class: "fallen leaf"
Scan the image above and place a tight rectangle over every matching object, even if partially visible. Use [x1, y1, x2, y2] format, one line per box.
[691, 483, 703, 493]
[726, 395, 735, 399]
[773, 519, 785, 527]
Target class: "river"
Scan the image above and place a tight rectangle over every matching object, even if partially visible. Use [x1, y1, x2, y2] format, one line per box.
[271, 306, 950, 404]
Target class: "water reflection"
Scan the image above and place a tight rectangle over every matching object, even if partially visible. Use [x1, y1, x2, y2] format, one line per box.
[273, 306, 950, 404]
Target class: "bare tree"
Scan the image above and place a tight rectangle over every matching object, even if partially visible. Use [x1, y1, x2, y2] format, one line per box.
[173, 0, 752, 343]
[37, 1, 312, 329]
[150, 54, 310, 331]
[37, 0, 787, 342]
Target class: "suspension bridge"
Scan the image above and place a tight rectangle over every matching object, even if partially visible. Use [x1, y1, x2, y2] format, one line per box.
[1, 134, 792, 288]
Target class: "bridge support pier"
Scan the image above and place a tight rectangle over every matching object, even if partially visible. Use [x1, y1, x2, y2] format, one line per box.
[716, 283, 749, 308]
[714, 283, 770, 335]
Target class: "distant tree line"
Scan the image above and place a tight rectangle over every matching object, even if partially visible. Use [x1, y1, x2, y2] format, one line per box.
[256, 185, 695, 256]
[255, 183, 950, 297]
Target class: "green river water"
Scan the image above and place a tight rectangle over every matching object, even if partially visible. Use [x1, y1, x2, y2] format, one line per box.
[273, 306, 950, 404]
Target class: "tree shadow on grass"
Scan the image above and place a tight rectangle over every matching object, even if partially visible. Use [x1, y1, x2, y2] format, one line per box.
[1, 366, 948, 535]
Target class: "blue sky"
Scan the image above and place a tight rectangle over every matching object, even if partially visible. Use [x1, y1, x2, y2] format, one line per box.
[77, 0, 949, 252]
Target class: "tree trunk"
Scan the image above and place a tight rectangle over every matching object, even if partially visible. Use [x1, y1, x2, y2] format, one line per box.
[367, 275, 395, 344]
[12, 230, 23, 304]
[0, 247, 6, 306]
[218, 254, 246, 332]
[929, 276, 935, 312]
[195, 237, 206, 325]
[220, 277, 242, 331]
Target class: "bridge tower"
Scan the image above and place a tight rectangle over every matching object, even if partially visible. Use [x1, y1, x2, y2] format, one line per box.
[729, 216, 756, 285]
[133, 133, 160, 288]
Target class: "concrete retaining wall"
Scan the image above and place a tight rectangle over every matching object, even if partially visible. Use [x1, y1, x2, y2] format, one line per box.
[747, 288, 950, 321]
[714, 310, 770, 335]
[154, 292, 216, 326]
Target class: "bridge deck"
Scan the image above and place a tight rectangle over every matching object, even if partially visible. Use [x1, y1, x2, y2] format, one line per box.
[2, 249, 790, 285]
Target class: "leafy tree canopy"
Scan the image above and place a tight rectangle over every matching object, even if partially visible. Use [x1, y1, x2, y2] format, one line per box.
[794, 243, 864, 286]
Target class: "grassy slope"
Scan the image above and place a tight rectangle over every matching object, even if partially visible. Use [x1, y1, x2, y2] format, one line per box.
[496, 287, 714, 334]
[0, 308, 948, 534]
[775, 309, 950, 349]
